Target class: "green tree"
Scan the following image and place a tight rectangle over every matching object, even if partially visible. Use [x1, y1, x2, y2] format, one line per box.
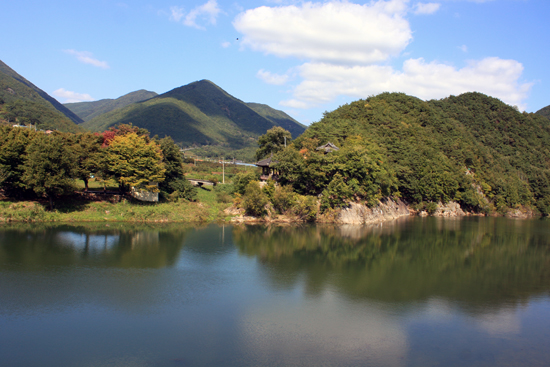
[256, 126, 292, 161]
[158, 136, 197, 201]
[21, 133, 77, 209]
[0, 126, 38, 196]
[104, 133, 166, 193]
[69, 132, 104, 191]
[242, 181, 269, 216]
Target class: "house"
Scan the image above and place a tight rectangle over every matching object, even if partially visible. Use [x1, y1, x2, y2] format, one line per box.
[255, 154, 278, 181]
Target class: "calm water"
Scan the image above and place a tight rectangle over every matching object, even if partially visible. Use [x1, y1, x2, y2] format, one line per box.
[1, 217, 549, 367]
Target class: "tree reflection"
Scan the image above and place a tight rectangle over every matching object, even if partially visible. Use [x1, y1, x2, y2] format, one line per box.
[233, 217, 550, 310]
[0, 223, 191, 269]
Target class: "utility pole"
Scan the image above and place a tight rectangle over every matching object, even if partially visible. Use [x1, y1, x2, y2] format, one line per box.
[222, 156, 225, 184]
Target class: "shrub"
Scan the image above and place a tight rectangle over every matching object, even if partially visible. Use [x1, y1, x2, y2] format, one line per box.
[242, 181, 269, 217]
[272, 185, 295, 214]
[292, 195, 318, 222]
[233, 171, 259, 195]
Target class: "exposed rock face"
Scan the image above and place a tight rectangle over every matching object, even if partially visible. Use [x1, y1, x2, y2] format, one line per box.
[337, 198, 410, 225]
[505, 206, 536, 219]
[433, 201, 465, 217]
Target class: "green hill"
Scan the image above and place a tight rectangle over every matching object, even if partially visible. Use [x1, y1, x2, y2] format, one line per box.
[81, 80, 305, 160]
[64, 89, 158, 122]
[536, 105, 550, 120]
[0, 60, 83, 132]
[290, 92, 550, 214]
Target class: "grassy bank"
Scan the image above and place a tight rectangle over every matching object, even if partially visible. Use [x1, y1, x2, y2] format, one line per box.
[0, 187, 232, 223]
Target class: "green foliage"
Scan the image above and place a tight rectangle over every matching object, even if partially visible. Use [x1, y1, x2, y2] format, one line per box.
[256, 126, 292, 161]
[242, 181, 269, 217]
[0, 60, 83, 128]
[271, 185, 295, 214]
[69, 132, 104, 190]
[292, 195, 318, 221]
[213, 183, 234, 203]
[0, 126, 37, 195]
[103, 133, 166, 192]
[81, 80, 305, 159]
[21, 133, 77, 207]
[233, 171, 259, 195]
[286, 92, 550, 214]
[64, 90, 158, 122]
[320, 173, 354, 211]
[262, 180, 276, 200]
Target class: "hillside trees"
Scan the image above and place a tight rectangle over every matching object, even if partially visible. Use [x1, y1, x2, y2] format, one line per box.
[271, 92, 550, 214]
[256, 126, 292, 161]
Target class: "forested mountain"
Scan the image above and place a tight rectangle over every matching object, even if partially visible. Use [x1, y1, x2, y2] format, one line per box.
[64, 89, 158, 122]
[0, 60, 83, 132]
[81, 80, 305, 159]
[536, 105, 550, 120]
[278, 92, 550, 214]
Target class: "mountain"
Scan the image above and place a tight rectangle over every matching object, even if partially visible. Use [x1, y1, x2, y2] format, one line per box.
[246, 102, 306, 136]
[536, 105, 550, 120]
[64, 89, 158, 122]
[292, 92, 550, 214]
[0, 60, 83, 132]
[81, 80, 306, 159]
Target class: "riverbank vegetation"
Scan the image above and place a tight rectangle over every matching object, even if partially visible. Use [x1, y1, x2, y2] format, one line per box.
[264, 92, 550, 216]
[2, 91, 550, 222]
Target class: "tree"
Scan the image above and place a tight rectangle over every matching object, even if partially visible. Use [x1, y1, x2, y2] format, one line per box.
[21, 133, 77, 209]
[0, 126, 38, 196]
[158, 136, 197, 201]
[69, 132, 104, 191]
[256, 126, 292, 161]
[104, 133, 166, 193]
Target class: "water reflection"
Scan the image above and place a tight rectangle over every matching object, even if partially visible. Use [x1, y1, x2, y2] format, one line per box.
[233, 217, 550, 311]
[0, 223, 191, 269]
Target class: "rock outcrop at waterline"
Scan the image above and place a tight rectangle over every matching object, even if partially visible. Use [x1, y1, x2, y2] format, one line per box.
[336, 199, 410, 225]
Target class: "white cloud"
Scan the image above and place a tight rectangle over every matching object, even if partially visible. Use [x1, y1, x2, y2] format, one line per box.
[170, 0, 221, 30]
[64, 50, 109, 69]
[221, 41, 231, 48]
[459, 45, 468, 52]
[257, 69, 289, 85]
[282, 57, 532, 110]
[413, 2, 440, 15]
[234, 0, 412, 65]
[53, 88, 94, 103]
[234, 0, 531, 114]
[169, 6, 185, 22]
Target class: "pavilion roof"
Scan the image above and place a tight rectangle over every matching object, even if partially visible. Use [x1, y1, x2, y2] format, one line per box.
[316, 142, 340, 153]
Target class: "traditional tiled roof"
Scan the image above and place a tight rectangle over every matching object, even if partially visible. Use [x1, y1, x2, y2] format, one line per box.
[255, 154, 277, 167]
[316, 142, 340, 153]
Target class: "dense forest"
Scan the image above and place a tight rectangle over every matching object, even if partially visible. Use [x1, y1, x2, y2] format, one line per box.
[254, 92, 550, 215]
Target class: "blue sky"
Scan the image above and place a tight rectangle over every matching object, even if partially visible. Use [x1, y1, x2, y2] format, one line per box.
[2, 0, 548, 125]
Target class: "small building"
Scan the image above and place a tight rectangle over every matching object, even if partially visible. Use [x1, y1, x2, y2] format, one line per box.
[316, 142, 340, 153]
[255, 154, 278, 181]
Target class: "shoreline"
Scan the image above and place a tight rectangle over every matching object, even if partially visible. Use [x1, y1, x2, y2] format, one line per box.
[0, 197, 541, 225]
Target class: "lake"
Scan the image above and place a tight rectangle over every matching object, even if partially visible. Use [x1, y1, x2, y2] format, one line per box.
[1, 217, 549, 367]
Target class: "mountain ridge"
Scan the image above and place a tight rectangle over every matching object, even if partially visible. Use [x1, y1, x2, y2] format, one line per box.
[64, 89, 158, 122]
[81, 80, 305, 160]
[0, 60, 83, 125]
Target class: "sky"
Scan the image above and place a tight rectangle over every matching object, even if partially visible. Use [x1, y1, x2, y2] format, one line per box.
[2, 0, 549, 125]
